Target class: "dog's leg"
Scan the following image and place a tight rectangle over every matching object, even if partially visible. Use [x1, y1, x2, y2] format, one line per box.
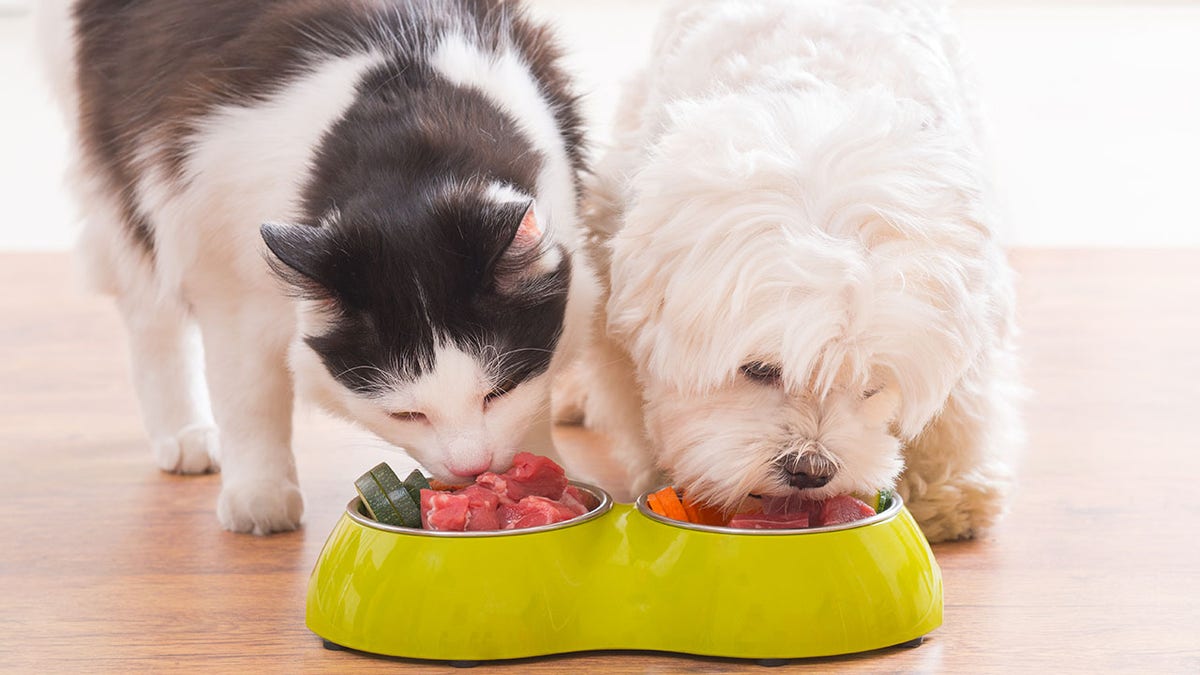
[191, 285, 303, 534]
[897, 348, 1021, 543]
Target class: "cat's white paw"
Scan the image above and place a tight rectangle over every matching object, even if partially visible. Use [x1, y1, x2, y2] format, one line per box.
[153, 425, 220, 474]
[217, 477, 304, 535]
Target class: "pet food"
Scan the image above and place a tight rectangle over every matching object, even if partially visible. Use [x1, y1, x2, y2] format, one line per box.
[356, 455, 593, 532]
[498, 496, 583, 529]
[646, 486, 888, 530]
[354, 464, 425, 528]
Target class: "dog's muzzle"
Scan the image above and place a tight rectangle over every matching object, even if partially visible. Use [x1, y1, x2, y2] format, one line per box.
[776, 451, 838, 489]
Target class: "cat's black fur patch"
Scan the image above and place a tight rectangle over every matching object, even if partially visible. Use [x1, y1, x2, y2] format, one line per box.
[264, 185, 571, 393]
[72, 0, 585, 394]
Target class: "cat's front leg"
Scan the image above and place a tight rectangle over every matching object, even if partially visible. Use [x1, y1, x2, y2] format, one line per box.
[518, 409, 558, 465]
[576, 328, 663, 502]
[192, 289, 304, 535]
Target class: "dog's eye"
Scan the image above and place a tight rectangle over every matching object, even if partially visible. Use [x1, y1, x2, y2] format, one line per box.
[390, 411, 427, 422]
[740, 362, 783, 385]
[862, 386, 883, 399]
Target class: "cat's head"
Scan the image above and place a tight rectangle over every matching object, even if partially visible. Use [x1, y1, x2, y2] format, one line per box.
[262, 181, 569, 483]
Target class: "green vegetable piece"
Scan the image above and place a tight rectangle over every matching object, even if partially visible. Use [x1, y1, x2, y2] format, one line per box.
[369, 462, 423, 528]
[876, 489, 894, 514]
[368, 462, 405, 497]
[403, 469, 432, 505]
[354, 472, 404, 526]
[387, 483, 423, 529]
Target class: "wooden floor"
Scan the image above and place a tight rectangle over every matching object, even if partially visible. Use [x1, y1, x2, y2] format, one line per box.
[2, 250, 1198, 673]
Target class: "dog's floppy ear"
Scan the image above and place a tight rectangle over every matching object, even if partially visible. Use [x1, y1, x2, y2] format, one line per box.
[261, 222, 336, 299]
[889, 360, 968, 440]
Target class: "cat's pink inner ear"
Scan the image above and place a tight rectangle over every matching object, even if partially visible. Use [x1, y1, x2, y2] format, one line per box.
[513, 203, 541, 248]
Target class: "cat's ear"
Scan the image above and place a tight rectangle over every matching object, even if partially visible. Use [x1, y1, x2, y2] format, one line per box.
[261, 222, 334, 299]
[492, 200, 560, 292]
[510, 200, 543, 252]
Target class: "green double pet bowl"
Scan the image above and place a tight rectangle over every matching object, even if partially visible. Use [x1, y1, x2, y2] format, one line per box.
[305, 484, 942, 663]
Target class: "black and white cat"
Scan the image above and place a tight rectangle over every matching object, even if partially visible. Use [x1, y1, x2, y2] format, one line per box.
[36, 0, 593, 534]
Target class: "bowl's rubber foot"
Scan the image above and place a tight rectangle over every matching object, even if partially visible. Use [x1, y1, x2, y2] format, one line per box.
[757, 659, 790, 667]
[898, 636, 925, 649]
[321, 640, 344, 651]
[448, 661, 480, 668]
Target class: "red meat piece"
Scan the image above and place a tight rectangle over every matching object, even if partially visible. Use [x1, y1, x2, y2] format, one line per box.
[416, 455, 593, 531]
[760, 493, 807, 516]
[503, 452, 568, 500]
[731, 493, 875, 529]
[420, 490, 470, 531]
[498, 496, 580, 530]
[559, 485, 591, 516]
[454, 484, 502, 531]
[727, 511, 810, 529]
[473, 472, 515, 505]
[816, 495, 877, 526]
[758, 493, 824, 522]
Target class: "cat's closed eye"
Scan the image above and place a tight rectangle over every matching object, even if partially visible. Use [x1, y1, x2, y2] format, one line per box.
[390, 411, 427, 423]
[484, 378, 518, 407]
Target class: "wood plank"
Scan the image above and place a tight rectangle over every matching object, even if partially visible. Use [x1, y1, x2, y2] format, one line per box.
[2, 250, 1198, 672]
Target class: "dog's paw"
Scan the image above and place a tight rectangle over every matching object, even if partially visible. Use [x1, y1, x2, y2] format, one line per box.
[217, 477, 304, 535]
[899, 465, 1011, 543]
[153, 425, 219, 474]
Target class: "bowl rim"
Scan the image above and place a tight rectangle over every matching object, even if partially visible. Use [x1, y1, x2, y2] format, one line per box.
[634, 490, 904, 535]
[343, 481, 613, 537]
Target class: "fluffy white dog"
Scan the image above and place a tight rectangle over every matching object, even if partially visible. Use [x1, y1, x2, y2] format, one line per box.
[573, 0, 1022, 542]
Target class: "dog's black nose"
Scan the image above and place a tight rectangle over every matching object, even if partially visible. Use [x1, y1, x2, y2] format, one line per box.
[780, 454, 837, 489]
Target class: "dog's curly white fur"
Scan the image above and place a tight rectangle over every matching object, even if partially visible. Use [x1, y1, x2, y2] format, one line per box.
[575, 0, 1022, 542]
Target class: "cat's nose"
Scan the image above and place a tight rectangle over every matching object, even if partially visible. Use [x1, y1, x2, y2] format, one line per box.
[447, 459, 491, 478]
[779, 453, 837, 489]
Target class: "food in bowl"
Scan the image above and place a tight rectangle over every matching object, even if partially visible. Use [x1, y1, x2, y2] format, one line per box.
[646, 486, 892, 530]
[354, 463, 429, 528]
[354, 454, 595, 532]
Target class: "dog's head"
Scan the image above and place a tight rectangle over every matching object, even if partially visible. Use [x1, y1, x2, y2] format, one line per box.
[606, 89, 997, 509]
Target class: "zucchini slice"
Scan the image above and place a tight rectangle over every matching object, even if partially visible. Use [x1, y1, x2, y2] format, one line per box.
[354, 472, 404, 526]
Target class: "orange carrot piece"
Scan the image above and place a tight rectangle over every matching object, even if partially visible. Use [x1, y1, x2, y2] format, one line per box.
[646, 491, 665, 516]
[652, 487, 689, 522]
[428, 479, 457, 492]
[695, 504, 728, 526]
[680, 492, 726, 526]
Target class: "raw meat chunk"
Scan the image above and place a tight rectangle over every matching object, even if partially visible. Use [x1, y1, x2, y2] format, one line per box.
[499, 496, 580, 530]
[727, 511, 810, 529]
[816, 495, 877, 526]
[420, 490, 470, 531]
[503, 452, 568, 500]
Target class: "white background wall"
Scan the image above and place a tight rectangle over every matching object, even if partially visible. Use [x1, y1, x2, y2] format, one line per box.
[2, 1, 1198, 249]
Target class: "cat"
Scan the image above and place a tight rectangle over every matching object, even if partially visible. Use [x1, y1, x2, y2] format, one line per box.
[36, 0, 593, 534]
